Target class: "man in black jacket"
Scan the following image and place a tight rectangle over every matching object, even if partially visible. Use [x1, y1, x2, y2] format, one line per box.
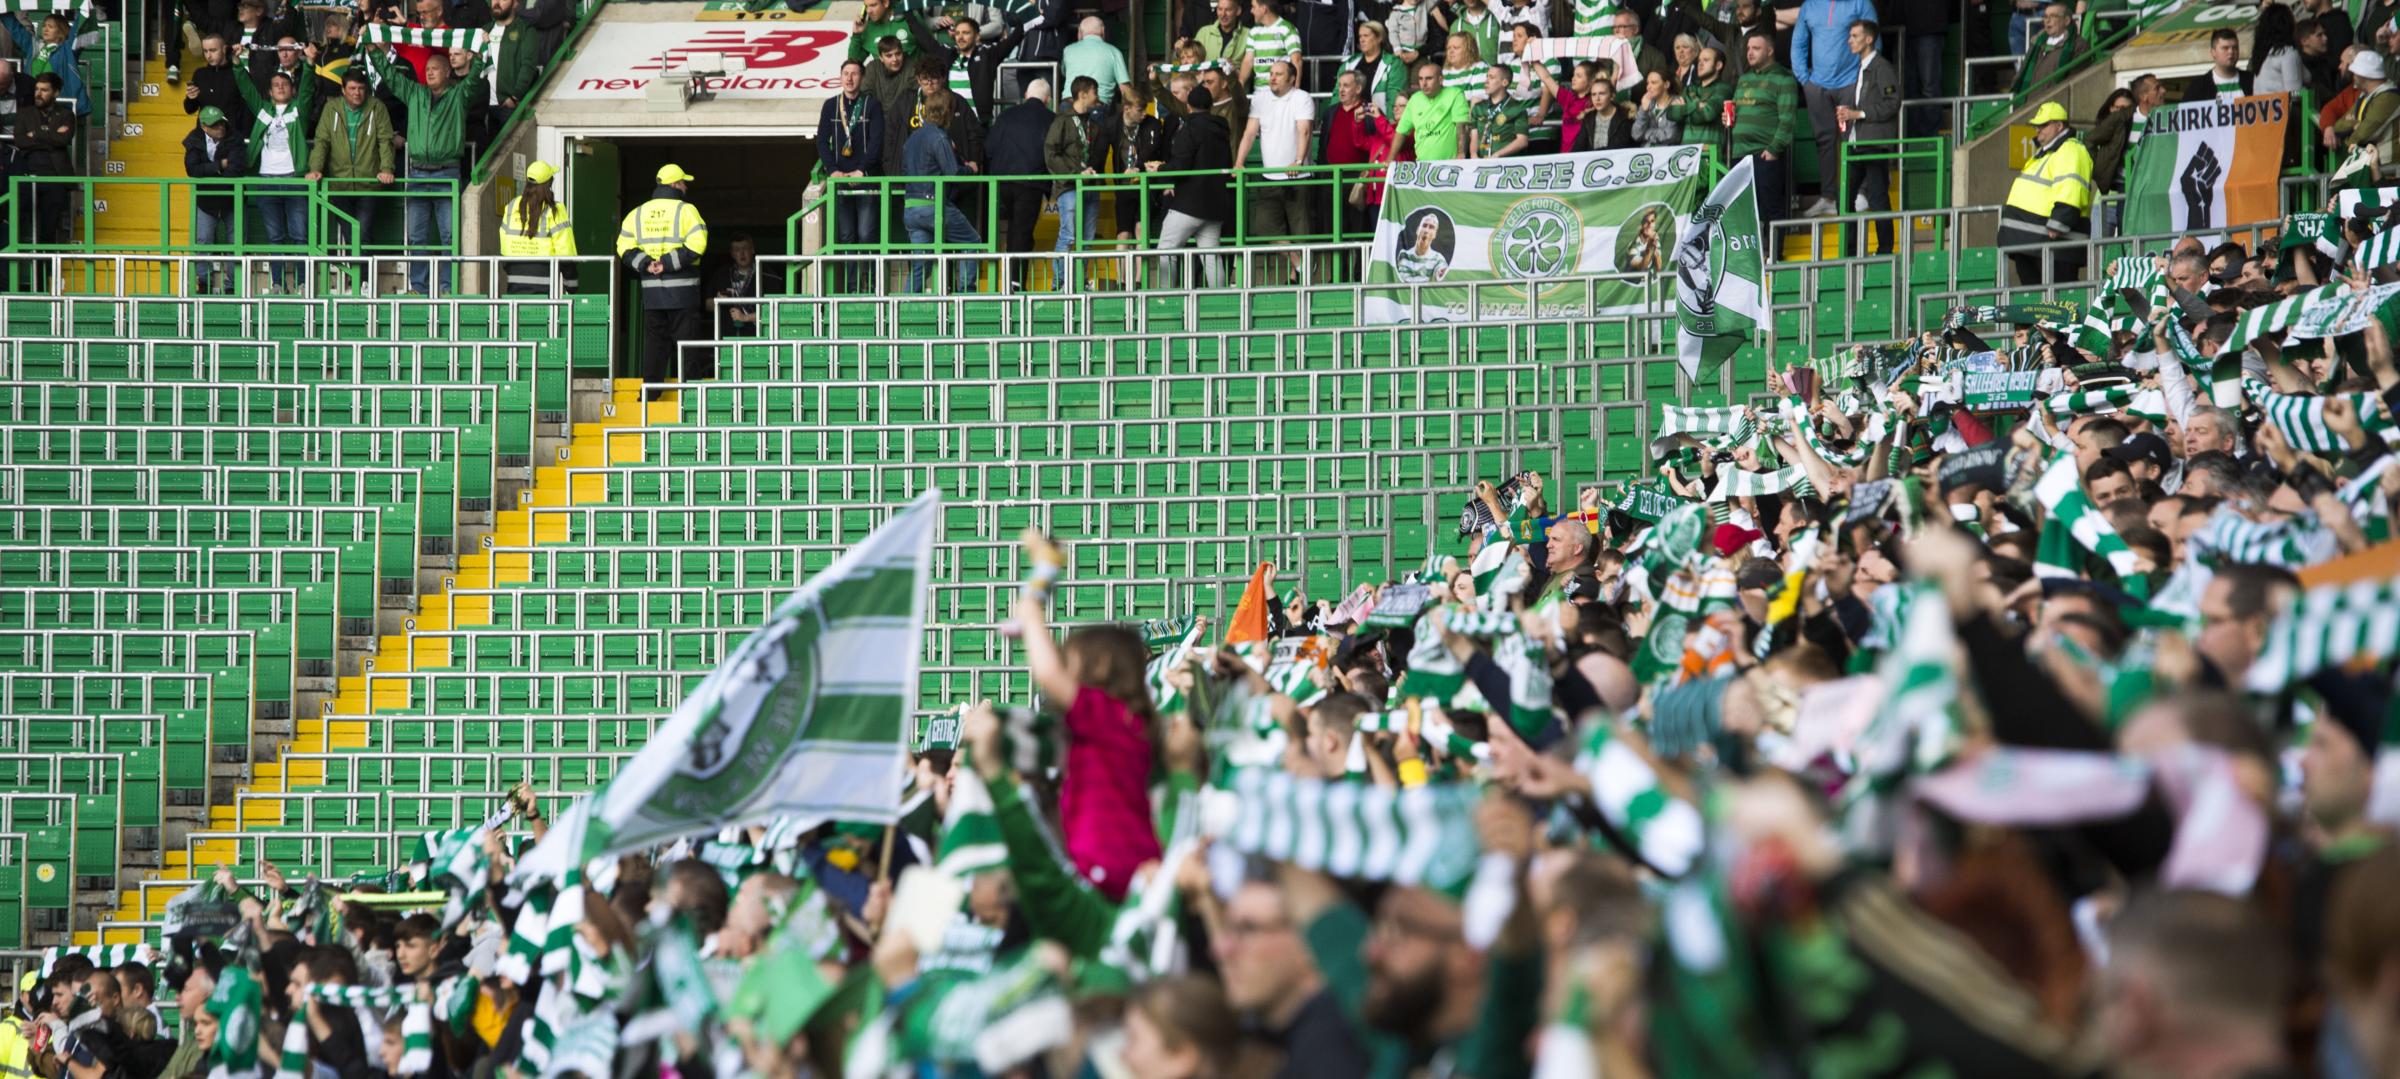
[921, 16, 1014, 126]
[819, 58, 886, 291]
[183, 104, 246, 294]
[889, 56, 989, 232]
[2178, 28, 2253, 101]
[1157, 83, 1232, 286]
[181, 34, 250, 133]
[15, 72, 76, 273]
[985, 80, 1054, 287]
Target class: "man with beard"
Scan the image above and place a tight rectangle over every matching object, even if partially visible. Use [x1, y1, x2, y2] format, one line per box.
[1664, 44, 1733, 150]
[1202, 873, 1366, 1075]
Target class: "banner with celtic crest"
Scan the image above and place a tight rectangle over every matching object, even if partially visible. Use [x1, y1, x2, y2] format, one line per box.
[1362, 145, 1706, 324]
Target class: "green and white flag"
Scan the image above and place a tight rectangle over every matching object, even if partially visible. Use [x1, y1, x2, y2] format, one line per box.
[1363, 146, 1706, 324]
[1674, 155, 1766, 382]
[2033, 452, 2142, 578]
[513, 492, 941, 884]
[0, 0, 95, 17]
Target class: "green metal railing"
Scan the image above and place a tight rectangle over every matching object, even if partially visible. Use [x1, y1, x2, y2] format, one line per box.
[1967, 1, 2148, 139]
[2, 175, 460, 256]
[468, 0, 615, 184]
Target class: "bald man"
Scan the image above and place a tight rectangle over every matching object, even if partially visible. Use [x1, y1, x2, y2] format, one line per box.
[1061, 15, 1132, 103]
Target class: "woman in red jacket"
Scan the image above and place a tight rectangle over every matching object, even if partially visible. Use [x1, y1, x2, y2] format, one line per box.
[1326, 69, 1396, 247]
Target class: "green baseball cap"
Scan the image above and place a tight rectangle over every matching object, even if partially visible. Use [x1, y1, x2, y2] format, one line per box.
[197, 106, 227, 126]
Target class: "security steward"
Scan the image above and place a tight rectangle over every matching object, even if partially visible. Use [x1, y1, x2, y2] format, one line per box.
[617, 163, 711, 397]
[499, 160, 578, 295]
[1996, 100, 2095, 285]
[0, 975, 30, 1079]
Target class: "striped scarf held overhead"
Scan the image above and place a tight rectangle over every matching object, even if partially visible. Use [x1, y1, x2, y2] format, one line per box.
[2338, 185, 2400, 219]
[1842, 582, 1962, 853]
[277, 1009, 313, 1078]
[2223, 283, 2342, 353]
[2046, 386, 2168, 424]
[1353, 705, 1490, 762]
[359, 22, 493, 52]
[40, 943, 152, 976]
[2186, 506, 2339, 569]
[2358, 227, 2400, 272]
[2249, 383, 2395, 453]
[2244, 574, 2400, 692]
[0, 0, 94, 16]
[2032, 451, 2143, 578]
[2339, 460, 2395, 542]
[1575, 718, 1704, 877]
[1212, 766, 1485, 892]
[1659, 404, 1750, 442]
[1707, 465, 1815, 502]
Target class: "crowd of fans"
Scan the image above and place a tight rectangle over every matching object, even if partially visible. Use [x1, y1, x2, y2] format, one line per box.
[22, 218, 2400, 1076]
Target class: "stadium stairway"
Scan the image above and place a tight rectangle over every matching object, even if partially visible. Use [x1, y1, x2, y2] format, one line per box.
[94, 57, 199, 256]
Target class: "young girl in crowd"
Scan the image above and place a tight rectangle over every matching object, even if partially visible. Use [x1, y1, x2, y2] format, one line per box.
[1017, 533, 1163, 901]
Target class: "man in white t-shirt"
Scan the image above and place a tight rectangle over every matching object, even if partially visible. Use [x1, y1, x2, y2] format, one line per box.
[1235, 58, 1317, 256]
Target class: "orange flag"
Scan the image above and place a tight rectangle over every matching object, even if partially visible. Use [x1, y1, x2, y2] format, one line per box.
[1225, 562, 1273, 644]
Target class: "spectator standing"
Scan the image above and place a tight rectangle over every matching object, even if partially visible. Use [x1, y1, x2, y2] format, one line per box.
[1790, 0, 1872, 218]
[902, 92, 984, 293]
[1996, 100, 2092, 283]
[365, 42, 485, 294]
[1728, 31, 1798, 224]
[987, 80, 1054, 289]
[184, 35, 250, 135]
[864, 31, 916, 244]
[817, 59, 887, 293]
[1439, 32, 1487, 100]
[1156, 83, 1233, 285]
[1450, 0, 1502, 79]
[2011, 1, 2078, 97]
[2090, 74, 2158, 231]
[2179, 29, 2252, 101]
[1666, 46, 1731, 147]
[13, 72, 73, 257]
[1238, 0, 1300, 88]
[1835, 19, 1896, 253]
[1385, 0, 1429, 65]
[1536, 60, 1598, 147]
[904, 55, 989, 227]
[0, 60, 21, 131]
[1237, 59, 1315, 251]
[1470, 64, 1530, 156]
[1571, 76, 1633, 149]
[706, 232, 779, 338]
[183, 105, 246, 295]
[1045, 76, 1106, 289]
[2005, 0, 2040, 56]
[1097, 83, 1166, 244]
[1632, 68, 1684, 145]
[1061, 17, 1131, 104]
[927, 17, 1012, 125]
[1192, 0, 1246, 65]
[850, 0, 913, 63]
[2249, 4, 2303, 98]
[487, 0, 544, 120]
[1611, 10, 1669, 86]
[305, 70, 395, 279]
[2303, 0, 2354, 57]
[1498, 21, 1552, 118]
[1392, 59, 1469, 159]
[2329, 51, 2397, 160]
[497, 159, 575, 294]
[1672, 0, 1769, 75]
[232, 65, 316, 292]
[617, 164, 711, 391]
[387, 0, 450, 78]
[1892, 0, 1945, 135]
[7, 12, 87, 116]
[228, 0, 296, 90]
[258, 35, 319, 126]
[2298, 18, 2336, 103]
[1345, 20, 1405, 113]
[1324, 70, 1390, 241]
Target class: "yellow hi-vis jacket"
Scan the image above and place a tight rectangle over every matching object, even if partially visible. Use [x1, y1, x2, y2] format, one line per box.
[1997, 130, 2095, 248]
[0, 1012, 33, 1079]
[616, 189, 708, 310]
[498, 199, 577, 258]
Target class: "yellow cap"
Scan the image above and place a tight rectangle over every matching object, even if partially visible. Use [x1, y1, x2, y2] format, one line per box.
[524, 161, 558, 184]
[656, 164, 698, 185]
[17, 971, 34, 993]
[2029, 101, 2069, 126]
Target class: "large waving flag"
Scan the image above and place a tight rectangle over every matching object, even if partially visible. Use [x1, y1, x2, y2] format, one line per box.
[1674, 156, 1765, 382]
[513, 492, 941, 883]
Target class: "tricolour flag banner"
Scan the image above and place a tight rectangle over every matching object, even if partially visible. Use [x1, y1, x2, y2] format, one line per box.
[2122, 94, 2291, 236]
[512, 492, 940, 884]
[1364, 145, 1705, 324]
[1674, 155, 1766, 382]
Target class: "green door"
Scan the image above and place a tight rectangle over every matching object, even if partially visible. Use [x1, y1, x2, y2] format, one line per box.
[569, 140, 627, 379]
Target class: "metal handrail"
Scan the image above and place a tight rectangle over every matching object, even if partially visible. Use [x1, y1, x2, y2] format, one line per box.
[2, 174, 461, 255]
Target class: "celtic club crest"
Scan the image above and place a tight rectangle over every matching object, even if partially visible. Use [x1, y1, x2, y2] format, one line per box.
[1491, 196, 1581, 279]
[654, 609, 820, 818]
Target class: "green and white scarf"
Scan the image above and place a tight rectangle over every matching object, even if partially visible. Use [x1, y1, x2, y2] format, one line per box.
[2250, 384, 2394, 453]
[2223, 283, 2342, 353]
[2186, 506, 2338, 569]
[1707, 466, 1814, 501]
[205, 967, 265, 1079]
[1574, 718, 1703, 877]
[359, 23, 493, 53]
[1841, 582, 1961, 852]
[1213, 766, 1484, 891]
[2032, 451, 2142, 578]
[2245, 574, 2400, 692]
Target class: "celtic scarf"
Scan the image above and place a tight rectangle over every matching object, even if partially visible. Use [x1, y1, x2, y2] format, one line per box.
[2359, 227, 2400, 272]
[1575, 718, 1704, 877]
[1572, 0, 1624, 34]
[935, 760, 1006, 879]
[1353, 706, 1491, 762]
[1707, 466, 1815, 501]
[2186, 506, 2338, 569]
[2032, 452, 2142, 578]
[1660, 404, 1750, 441]
[410, 808, 507, 932]
[40, 943, 152, 976]
[359, 23, 492, 52]
[2250, 385, 2394, 453]
[1214, 766, 1484, 892]
[277, 1007, 312, 1078]
[1842, 582, 1961, 853]
[2046, 386, 2168, 424]
[205, 967, 264, 1079]
[2244, 575, 2400, 692]
[2223, 283, 2342, 353]
[2339, 461, 2394, 543]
